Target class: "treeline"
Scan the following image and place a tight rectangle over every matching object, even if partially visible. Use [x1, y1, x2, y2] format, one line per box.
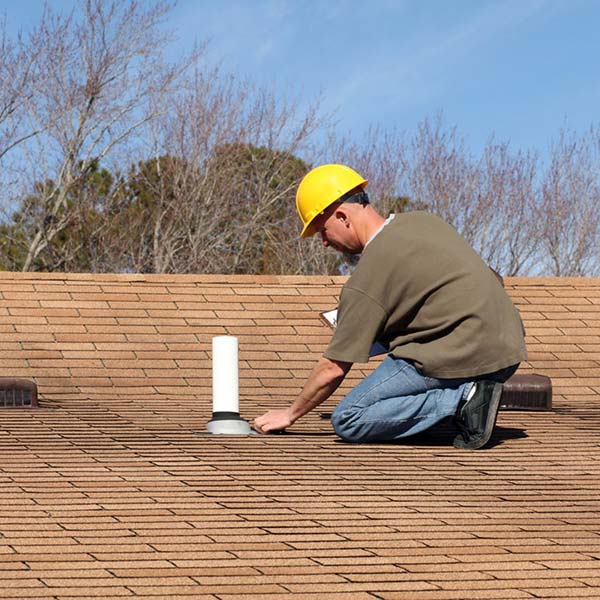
[1, 1, 599, 276]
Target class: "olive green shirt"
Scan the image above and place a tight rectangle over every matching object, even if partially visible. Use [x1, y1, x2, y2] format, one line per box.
[324, 212, 527, 378]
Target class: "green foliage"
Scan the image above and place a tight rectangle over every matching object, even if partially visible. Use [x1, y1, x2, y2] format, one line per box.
[0, 146, 360, 275]
[0, 160, 119, 271]
[207, 142, 311, 274]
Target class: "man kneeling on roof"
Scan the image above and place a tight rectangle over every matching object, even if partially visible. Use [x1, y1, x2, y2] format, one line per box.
[253, 164, 527, 449]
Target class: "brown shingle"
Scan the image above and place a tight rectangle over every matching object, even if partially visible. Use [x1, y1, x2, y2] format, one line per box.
[0, 273, 598, 599]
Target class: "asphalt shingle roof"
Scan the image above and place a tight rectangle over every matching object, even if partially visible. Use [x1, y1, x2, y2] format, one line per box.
[0, 272, 599, 599]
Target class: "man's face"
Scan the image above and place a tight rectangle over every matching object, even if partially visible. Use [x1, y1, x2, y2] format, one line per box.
[314, 206, 361, 255]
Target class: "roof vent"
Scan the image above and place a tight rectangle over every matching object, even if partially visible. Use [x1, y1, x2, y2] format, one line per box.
[0, 379, 38, 409]
[501, 374, 552, 411]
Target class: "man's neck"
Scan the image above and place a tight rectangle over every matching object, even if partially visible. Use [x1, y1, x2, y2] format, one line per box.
[365, 213, 394, 248]
[358, 209, 386, 248]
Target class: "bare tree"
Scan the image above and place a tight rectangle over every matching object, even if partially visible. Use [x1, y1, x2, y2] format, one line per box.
[3, 3, 599, 277]
[0, 17, 42, 162]
[405, 116, 480, 232]
[10, 0, 192, 271]
[124, 67, 327, 275]
[468, 139, 539, 276]
[324, 125, 409, 216]
[535, 127, 600, 276]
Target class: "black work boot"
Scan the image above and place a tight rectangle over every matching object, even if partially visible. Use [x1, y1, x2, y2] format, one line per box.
[453, 381, 503, 450]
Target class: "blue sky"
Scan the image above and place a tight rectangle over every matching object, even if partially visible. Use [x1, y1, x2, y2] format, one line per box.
[4, 0, 600, 159]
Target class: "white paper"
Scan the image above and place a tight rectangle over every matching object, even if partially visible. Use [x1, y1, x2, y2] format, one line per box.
[319, 309, 388, 358]
[212, 336, 239, 413]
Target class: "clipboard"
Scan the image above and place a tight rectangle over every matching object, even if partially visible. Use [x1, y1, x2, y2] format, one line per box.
[319, 308, 388, 357]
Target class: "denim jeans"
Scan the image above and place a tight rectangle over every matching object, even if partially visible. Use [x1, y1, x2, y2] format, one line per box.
[331, 356, 518, 443]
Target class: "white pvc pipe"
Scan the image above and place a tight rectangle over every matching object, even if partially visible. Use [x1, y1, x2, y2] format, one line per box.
[212, 336, 239, 413]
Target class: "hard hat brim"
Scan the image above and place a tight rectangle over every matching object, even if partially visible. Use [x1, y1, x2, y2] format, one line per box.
[300, 220, 317, 238]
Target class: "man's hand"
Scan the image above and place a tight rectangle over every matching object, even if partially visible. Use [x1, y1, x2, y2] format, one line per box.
[253, 408, 294, 434]
[253, 357, 351, 435]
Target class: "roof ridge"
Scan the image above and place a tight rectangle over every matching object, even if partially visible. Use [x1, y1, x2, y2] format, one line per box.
[0, 271, 349, 284]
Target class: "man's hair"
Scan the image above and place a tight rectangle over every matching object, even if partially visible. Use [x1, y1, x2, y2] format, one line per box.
[337, 188, 370, 206]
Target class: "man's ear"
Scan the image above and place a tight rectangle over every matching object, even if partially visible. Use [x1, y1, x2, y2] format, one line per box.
[334, 207, 349, 224]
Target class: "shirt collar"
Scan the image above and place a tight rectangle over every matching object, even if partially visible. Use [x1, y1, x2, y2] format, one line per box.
[364, 213, 395, 248]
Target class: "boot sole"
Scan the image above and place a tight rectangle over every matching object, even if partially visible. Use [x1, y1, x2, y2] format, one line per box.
[453, 382, 503, 450]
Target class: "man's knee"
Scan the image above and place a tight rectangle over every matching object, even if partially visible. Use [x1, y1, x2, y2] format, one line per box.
[331, 406, 367, 443]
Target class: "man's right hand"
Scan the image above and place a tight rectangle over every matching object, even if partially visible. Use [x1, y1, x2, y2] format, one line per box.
[253, 408, 294, 434]
[253, 356, 351, 435]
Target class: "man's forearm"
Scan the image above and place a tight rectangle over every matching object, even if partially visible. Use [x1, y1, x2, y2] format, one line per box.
[253, 356, 351, 433]
[288, 356, 351, 420]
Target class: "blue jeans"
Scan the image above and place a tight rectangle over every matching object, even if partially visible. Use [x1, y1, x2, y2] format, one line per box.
[331, 356, 518, 443]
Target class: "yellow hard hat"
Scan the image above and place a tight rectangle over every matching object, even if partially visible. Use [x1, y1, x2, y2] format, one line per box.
[296, 164, 368, 238]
